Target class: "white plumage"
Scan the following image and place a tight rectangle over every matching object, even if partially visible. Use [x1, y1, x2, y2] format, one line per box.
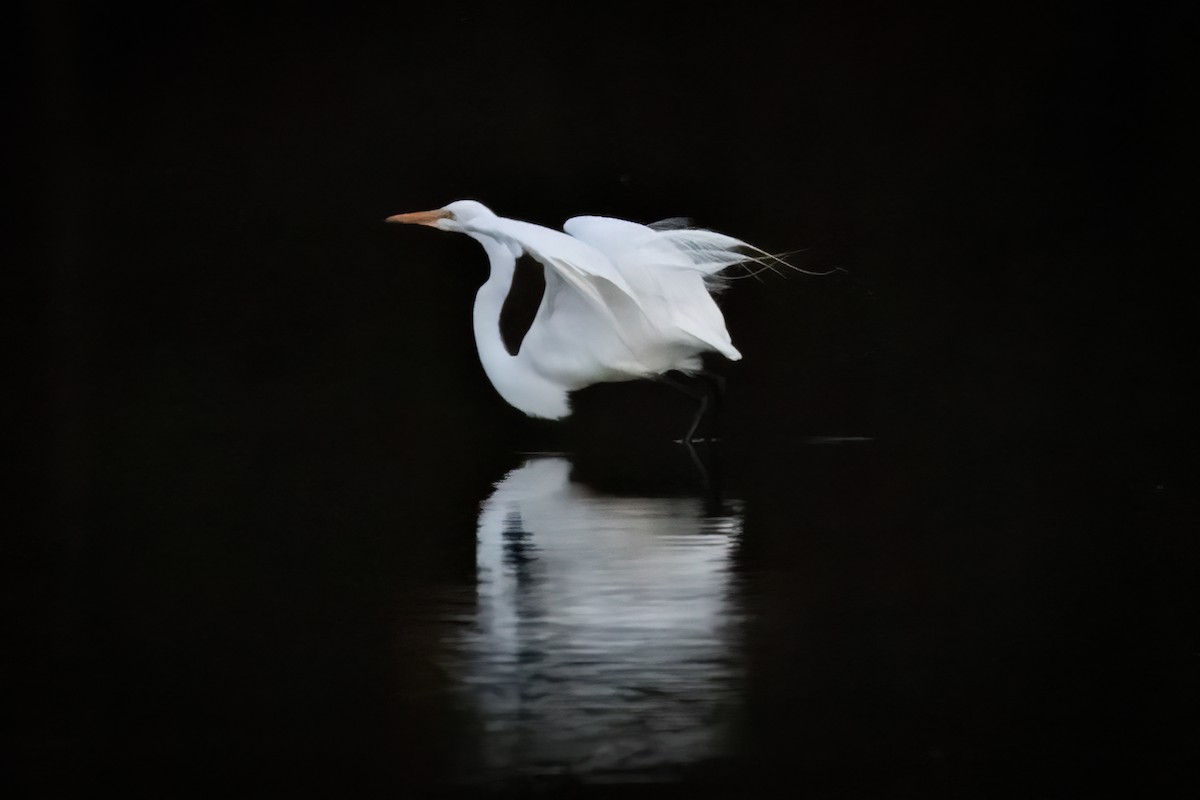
[387, 200, 769, 421]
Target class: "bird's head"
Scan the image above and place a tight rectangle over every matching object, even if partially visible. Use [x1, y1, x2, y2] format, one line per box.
[385, 199, 495, 233]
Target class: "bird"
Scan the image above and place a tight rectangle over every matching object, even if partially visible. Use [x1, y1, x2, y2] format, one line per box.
[386, 200, 785, 440]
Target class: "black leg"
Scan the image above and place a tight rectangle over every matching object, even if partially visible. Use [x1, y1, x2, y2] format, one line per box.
[659, 372, 722, 443]
[696, 371, 726, 441]
[683, 391, 709, 443]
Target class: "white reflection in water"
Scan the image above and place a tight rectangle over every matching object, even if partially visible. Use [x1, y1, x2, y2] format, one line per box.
[454, 455, 744, 778]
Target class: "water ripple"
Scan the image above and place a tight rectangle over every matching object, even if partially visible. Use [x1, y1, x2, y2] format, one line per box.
[445, 455, 745, 779]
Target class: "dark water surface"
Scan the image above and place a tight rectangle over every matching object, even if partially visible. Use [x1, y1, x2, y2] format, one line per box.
[19, 2, 1191, 797]
[454, 455, 744, 779]
[21, 398, 1190, 797]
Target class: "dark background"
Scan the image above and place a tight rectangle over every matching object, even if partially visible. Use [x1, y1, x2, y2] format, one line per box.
[14, 1, 1194, 797]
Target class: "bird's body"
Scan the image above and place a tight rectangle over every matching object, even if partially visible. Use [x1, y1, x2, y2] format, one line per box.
[388, 201, 767, 423]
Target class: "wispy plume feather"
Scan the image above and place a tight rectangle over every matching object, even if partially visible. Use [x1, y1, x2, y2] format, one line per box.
[639, 224, 840, 292]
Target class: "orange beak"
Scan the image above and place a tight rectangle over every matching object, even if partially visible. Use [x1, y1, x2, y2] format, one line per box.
[385, 209, 453, 226]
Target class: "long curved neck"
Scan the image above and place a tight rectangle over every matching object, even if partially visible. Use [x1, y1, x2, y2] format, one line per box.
[471, 237, 519, 377]
[470, 235, 569, 419]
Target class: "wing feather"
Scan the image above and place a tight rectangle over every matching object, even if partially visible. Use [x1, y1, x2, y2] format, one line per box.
[563, 215, 744, 361]
[459, 216, 654, 370]
[461, 217, 646, 319]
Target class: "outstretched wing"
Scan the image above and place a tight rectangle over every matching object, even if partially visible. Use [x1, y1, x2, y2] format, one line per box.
[563, 215, 744, 361]
[459, 216, 646, 322]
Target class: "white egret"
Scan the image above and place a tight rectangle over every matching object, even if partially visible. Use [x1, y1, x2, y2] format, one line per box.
[386, 200, 784, 439]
